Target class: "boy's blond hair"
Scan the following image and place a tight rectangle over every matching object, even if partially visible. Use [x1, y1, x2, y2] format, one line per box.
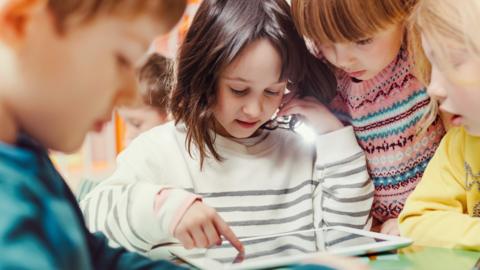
[48, 0, 185, 32]
[291, 0, 437, 131]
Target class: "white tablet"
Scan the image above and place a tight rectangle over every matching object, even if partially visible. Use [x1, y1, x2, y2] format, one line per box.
[170, 226, 412, 270]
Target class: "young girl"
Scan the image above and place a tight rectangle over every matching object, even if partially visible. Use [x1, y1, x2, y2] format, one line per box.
[291, 0, 446, 235]
[80, 0, 374, 255]
[399, 0, 480, 250]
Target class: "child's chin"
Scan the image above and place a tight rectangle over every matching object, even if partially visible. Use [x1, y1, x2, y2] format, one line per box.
[52, 137, 85, 154]
[465, 125, 480, 137]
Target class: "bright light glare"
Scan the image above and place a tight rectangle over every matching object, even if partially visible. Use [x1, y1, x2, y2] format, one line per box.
[295, 123, 316, 143]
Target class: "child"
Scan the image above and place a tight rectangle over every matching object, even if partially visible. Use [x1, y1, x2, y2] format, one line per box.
[291, 0, 446, 235]
[76, 52, 174, 202]
[399, 0, 480, 250]
[118, 52, 173, 146]
[0, 0, 189, 268]
[80, 0, 374, 255]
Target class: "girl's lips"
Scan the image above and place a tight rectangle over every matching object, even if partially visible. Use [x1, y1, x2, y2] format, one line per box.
[236, 120, 258, 128]
[451, 114, 463, 126]
[347, 70, 366, 78]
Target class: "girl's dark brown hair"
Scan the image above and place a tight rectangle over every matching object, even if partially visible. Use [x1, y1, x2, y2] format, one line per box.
[170, 0, 336, 167]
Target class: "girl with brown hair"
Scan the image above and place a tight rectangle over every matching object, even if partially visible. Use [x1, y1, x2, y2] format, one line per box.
[81, 0, 373, 253]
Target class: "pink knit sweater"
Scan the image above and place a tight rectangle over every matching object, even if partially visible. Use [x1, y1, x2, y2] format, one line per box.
[328, 49, 445, 223]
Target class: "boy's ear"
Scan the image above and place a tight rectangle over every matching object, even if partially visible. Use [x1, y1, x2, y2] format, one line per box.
[0, 0, 47, 45]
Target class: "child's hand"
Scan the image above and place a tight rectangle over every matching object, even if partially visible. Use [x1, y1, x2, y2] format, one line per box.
[277, 96, 343, 135]
[174, 201, 244, 253]
[379, 218, 400, 236]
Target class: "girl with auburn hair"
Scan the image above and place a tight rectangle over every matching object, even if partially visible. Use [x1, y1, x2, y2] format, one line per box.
[82, 0, 374, 254]
[291, 0, 446, 235]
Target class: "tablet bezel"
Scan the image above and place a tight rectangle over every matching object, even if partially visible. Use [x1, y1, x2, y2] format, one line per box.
[170, 226, 412, 270]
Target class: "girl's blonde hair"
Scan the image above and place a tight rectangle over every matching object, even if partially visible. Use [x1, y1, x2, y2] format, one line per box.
[410, 0, 480, 130]
[412, 0, 480, 77]
[291, 0, 438, 131]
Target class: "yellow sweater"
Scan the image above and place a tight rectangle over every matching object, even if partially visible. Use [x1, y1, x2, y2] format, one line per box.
[399, 127, 480, 250]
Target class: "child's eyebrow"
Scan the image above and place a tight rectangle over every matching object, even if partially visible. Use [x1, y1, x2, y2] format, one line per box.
[223, 76, 286, 86]
[223, 76, 251, 83]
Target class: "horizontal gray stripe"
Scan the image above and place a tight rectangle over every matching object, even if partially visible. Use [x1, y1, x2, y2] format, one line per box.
[126, 185, 150, 245]
[316, 151, 363, 170]
[215, 244, 315, 264]
[225, 223, 314, 241]
[198, 180, 316, 198]
[324, 165, 367, 179]
[324, 190, 374, 203]
[323, 222, 366, 230]
[215, 193, 312, 212]
[327, 180, 371, 191]
[323, 208, 371, 217]
[213, 232, 316, 248]
[229, 209, 313, 226]
[326, 233, 363, 247]
[323, 217, 370, 229]
[294, 224, 315, 231]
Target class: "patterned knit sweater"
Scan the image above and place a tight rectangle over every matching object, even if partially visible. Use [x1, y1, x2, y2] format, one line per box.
[329, 49, 445, 223]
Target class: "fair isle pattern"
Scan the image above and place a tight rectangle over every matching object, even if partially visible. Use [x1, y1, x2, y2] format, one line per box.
[329, 49, 445, 223]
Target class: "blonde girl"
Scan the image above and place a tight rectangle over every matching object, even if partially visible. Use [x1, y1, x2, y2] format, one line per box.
[399, 0, 480, 250]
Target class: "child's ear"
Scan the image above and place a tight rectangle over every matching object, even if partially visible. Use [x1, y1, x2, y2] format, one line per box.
[0, 0, 47, 46]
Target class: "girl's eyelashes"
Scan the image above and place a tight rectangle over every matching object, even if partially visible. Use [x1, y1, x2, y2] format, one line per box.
[356, 38, 374, 46]
[229, 87, 281, 97]
[230, 87, 247, 96]
[265, 89, 281, 96]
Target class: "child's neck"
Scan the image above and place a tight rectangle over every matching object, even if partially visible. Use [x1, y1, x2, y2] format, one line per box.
[0, 101, 18, 145]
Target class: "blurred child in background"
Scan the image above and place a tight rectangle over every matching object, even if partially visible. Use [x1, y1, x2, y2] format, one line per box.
[118, 52, 173, 146]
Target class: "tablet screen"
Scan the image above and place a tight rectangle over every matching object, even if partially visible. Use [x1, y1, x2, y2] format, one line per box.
[187, 228, 388, 265]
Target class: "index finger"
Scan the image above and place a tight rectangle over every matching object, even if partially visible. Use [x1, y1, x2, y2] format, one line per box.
[213, 215, 244, 253]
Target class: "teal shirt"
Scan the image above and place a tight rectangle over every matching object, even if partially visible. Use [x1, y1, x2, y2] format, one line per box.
[0, 134, 185, 269]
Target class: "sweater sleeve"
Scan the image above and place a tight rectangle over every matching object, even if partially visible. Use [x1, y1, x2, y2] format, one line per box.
[87, 232, 188, 270]
[398, 128, 480, 250]
[312, 126, 374, 231]
[79, 133, 196, 253]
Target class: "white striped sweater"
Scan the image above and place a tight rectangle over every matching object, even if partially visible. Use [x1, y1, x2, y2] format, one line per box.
[79, 122, 373, 254]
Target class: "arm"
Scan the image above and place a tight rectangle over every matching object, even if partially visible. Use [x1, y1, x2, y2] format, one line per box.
[80, 130, 243, 253]
[399, 128, 480, 250]
[0, 181, 60, 269]
[0, 177, 186, 270]
[313, 126, 374, 230]
[87, 232, 187, 269]
[278, 97, 373, 230]
[79, 133, 198, 253]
